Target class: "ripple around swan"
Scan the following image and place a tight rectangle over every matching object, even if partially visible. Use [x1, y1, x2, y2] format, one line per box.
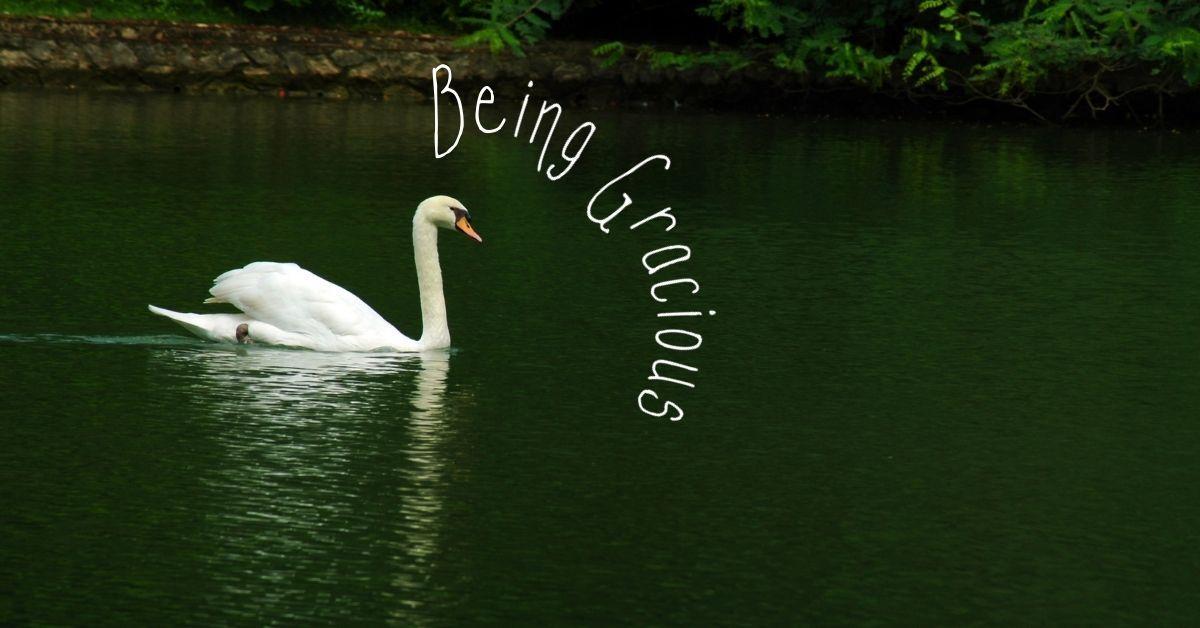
[0, 333, 207, 347]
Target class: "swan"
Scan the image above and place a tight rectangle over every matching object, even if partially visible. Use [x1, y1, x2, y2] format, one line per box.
[148, 195, 482, 352]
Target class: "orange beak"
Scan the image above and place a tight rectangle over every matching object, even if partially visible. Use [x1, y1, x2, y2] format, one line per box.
[455, 216, 483, 243]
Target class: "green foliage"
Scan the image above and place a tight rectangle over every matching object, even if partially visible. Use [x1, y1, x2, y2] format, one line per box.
[592, 41, 626, 69]
[0, 0, 238, 23]
[7, 0, 1200, 119]
[229, 0, 401, 25]
[687, 0, 1200, 119]
[696, 0, 803, 38]
[455, 0, 571, 55]
[646, 47, 751, 73]
[1141, 25, 1200, 83]
[825, 42, 894, 88]
[0, 0, 443, 27]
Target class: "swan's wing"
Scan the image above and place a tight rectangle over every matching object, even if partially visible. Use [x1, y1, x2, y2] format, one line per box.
[205, 262, 407, 342]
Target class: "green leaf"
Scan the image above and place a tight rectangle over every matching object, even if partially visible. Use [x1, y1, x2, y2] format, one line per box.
[592, 41, 626, 68]
[1070, 11, 1088, 38]
[497, 24, 524, 56]
[1037, 2, 1073, 24]
[524, 12, 550, 30]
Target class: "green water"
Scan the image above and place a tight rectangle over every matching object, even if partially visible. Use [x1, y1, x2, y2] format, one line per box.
[1, 91, 1198, 624]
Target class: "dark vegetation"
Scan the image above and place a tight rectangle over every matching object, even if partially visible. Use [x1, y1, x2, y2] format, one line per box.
[4, 1, 1200, 122]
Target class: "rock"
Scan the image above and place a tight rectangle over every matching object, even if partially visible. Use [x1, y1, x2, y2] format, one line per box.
[348, 62, 379, 81]
[382, 83, 425, 103]
[42, 44, 87, 71]
[399, 51, 436, 76]
[81, 43, 109, 69]
[172, 49, 196, 68]
[0, 49, 36, 70]
[109, 42, 137, 69]
[529, 56, 556, 78]
[321, 85, 350, 100]
[360, 54, 430, 82]
[136, 44, 172, 66]
[25, 40, 59, 62]
[553, 62, 587, 82]
[0, 15, 801, 108]
[246, 47, 280, 66]
[381, 58, 416, 81]
[218, 48, 249, 71]
[241, 66, 275, 84]
[78, 41, 137, 71]
[140, 64, 178, 87]
[474, 57, 500, 81]
[282, 50, 308, 75]
[307, 54, 340, 77]
[330, 49, 365, 67]
[192, 52, 221, 75]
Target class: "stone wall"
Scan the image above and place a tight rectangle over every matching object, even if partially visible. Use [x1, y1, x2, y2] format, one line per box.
[0, 16, 795, 107]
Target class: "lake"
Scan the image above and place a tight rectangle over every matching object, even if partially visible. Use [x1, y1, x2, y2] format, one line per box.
[1, 90, 1197, 624]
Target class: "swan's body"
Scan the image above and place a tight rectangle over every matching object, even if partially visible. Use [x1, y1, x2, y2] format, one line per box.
[150, 262, 418, 351]
[149, 195, 481, 352]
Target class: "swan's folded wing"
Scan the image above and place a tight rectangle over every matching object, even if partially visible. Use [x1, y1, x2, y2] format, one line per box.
[206, 262, 405, 342]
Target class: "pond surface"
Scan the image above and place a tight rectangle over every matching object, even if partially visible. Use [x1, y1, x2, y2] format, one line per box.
[0, 91, 1197, 624]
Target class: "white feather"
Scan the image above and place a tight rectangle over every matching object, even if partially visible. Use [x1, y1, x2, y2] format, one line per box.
[148, 195, 479, 352]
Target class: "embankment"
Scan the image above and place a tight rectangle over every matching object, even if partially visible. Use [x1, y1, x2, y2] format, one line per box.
[0, 16, 799, 108]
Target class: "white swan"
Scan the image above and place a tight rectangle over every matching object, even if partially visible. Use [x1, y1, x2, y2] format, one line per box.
[148, 195, 482, 352]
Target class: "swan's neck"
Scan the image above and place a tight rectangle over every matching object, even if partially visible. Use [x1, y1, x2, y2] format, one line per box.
[413, 220, 450, 348]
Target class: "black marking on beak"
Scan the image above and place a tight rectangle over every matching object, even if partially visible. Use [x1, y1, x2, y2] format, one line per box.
[452, 207, 483, 243]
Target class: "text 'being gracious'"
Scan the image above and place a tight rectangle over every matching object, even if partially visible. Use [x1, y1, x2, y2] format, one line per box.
[430, 64, 709, 422]
[430, 64, 597, 181]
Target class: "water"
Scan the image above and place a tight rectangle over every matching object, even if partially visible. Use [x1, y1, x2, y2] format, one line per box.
[1, 91, 1198, 624]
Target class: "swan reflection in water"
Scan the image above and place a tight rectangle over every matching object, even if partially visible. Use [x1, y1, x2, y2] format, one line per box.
[149, 345, 458, 620]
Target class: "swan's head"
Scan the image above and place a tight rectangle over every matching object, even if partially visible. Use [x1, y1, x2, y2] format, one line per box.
[416, 195, 483, 244]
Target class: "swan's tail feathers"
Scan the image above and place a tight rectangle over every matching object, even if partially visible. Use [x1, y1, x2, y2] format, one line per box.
[147, 304, 251, 344]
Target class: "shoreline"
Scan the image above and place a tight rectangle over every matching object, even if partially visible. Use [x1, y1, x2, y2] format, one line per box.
[2, 15, 1198, 125]
[0, 15, 802, 110]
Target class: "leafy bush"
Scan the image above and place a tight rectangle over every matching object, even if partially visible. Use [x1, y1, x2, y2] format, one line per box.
[454, 0, 571, 55]
[7, 0, 1200, 119]
[577, 1, 1200, 120]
